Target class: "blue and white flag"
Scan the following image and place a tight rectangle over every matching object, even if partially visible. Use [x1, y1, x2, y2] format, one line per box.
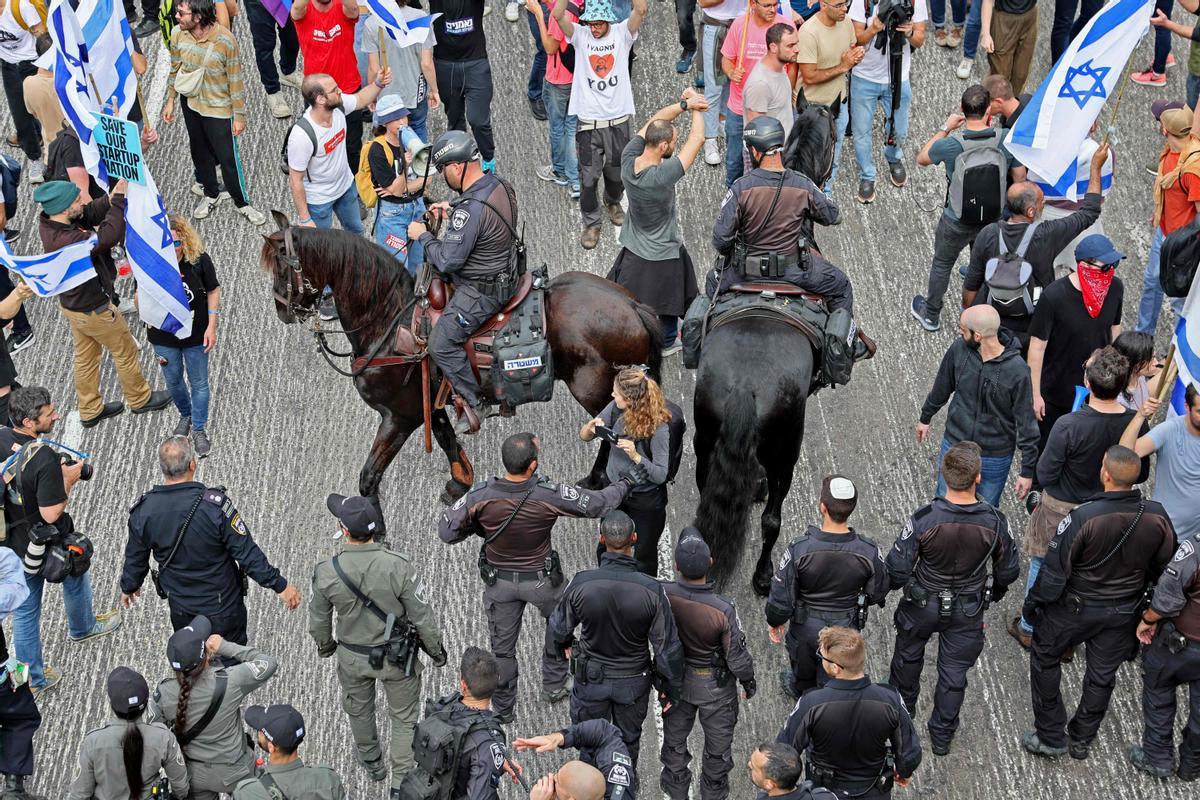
[0, 237, 100, 297]
[48, 0, 109, 187]
[1030, 138, 1115, 201]
[125, 172, 192, 340]
[1005, 0, 1153, 200]
[77, 0, 138, 117]
[1171, 268, 1200, 416]
[365, 0, 438, 48]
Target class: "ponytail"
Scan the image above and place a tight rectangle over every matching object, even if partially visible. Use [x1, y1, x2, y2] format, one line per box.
[172, 657, 207, 741]
[121, 719, 146, 798]
[615, 367, 671, 440]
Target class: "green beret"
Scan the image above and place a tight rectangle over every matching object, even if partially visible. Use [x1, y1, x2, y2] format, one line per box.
[32, 180, 81, 215]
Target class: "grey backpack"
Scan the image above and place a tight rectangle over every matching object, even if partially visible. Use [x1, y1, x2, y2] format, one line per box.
[984, 222, 1039, 317]
[948, 133, 1007, 225]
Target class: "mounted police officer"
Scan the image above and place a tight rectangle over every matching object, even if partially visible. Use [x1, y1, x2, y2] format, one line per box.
[766, 476, 889, 699]
[885, 442, 1019, 756]
[439, 432, 642, 725]
[122, 436, 301, 646]
[660, 532, 756, 800]
[1022, 445, 1176, 761]
[309, 494, 445, 796]
[549, 510, 684, 769]
[232, 704, 346, 800]
[778, 627, 922, 800]
[514, 719, 636, 799]
[1131, 527, 1200, 781]
[407, 130, 522, 436]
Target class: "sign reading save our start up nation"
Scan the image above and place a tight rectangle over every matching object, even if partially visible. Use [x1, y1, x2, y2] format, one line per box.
[92, 113, 146, 185]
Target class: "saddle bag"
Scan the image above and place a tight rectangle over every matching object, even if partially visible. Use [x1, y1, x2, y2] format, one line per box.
[491, 267, 553, 407]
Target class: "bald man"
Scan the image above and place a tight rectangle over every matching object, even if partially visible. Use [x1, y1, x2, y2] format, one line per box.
[515, 720, 634, 798]
[917, 304, 1039, 507]
[529, 761, 608, 800]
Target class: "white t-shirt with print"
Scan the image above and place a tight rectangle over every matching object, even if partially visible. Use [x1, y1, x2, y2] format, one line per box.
[848, 0, 928, 85]
[286, 94, 360, 206]
[0, 0, 39, 65]
[567, 20, 637, 122]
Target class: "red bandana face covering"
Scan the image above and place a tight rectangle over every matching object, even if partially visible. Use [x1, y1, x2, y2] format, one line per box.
[1077, 263, 1116, 318]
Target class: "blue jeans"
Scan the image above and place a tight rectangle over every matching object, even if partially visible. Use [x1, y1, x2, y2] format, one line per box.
[850, 77, 911, 182]
[526, 9, 546, 101]
[1153, 0, 1175, 73]
[544, 81, 578, 188]
[725, 109, 743, 187]
[963, 0, 982, 59]
[408, 95, 430, 144]
[935, 437, 1013, 508]
[153, 343, 211, 431]
[1137, 226, 1185, 333]
[827, 99, 850, 191]
[930, 0, 966, 28]
[1051, 0, 1103, 65]
[373, 199, 426, 275]
[1018, 556, 1043, 634]
[13, 572, 96, 688]
[353, 18, 370, 94]
[309, 185, 365, 234]
[702, 24, 730, 141]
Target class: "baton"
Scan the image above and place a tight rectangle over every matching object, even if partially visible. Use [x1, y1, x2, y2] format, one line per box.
[503, 752, 531, 794]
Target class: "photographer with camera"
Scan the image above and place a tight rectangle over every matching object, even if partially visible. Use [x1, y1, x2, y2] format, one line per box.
[848, 0, 925, 205]
[309, 493, 446, 795]
[0, 386, 121, 699]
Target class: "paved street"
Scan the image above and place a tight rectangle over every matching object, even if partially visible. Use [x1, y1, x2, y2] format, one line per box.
[1, 3, 1194, 798]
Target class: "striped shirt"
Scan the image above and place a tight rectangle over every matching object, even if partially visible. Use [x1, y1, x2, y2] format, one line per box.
[167, 25, 245, 122]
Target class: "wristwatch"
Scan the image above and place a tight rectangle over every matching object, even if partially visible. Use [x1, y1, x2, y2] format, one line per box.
[939, 127, 951, 135]
[680, 99, 689, 111]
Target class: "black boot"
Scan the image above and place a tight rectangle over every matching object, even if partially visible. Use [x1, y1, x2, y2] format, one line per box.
[3, 774, 47, 800]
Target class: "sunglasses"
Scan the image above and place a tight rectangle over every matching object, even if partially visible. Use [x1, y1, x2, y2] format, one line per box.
[172, 239, 182, 248]
[1080, 259, 1116, 273]
[815, 648, 845, 669]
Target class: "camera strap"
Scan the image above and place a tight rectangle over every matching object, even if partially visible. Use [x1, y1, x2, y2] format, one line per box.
[482, 489, 536, 548]
[156, 495, 205, 576]
[177, 673, 227, 747]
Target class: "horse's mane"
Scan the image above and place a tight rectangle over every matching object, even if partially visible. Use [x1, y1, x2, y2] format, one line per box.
[784, 98, 837, 187]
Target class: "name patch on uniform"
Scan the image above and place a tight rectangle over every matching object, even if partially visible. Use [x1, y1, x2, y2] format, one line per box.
[612, 752, 631, 766]
[231, 513, 248, 535]
[900, 520, 914, 540]
[609, 764, 630, 786]
[503, 356, 543, 370]
[1055, 514, 1072, 537]
[560, 484, 580, 501]
[490, 742, 504, 770]
[1175, 540, 1195, 561]
[247, 659, 271, 680]
[450, 208, 470, 230]
[451, 495, 467, 510]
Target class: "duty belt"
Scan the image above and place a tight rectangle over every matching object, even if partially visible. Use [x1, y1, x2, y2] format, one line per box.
[490, 566, 552, 583]
[1063, 592, 1143, 613]
[468, 271, 516, 301]
[577, 115, 631, 131]
[338, 641, 382, 656]
[741, 251, 801, 279]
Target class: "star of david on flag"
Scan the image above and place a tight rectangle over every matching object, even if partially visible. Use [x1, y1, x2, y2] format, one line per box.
[1058, 60, 1110, 109]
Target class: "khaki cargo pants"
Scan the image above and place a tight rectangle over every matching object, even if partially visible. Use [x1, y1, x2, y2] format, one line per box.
[61, 304, 151, 420]
[336, 646, 422, 788]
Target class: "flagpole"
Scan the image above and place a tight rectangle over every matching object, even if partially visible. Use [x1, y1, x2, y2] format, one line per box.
[1101, 61, 1135, 148]
[736, 0, 751, 69]
[1154, 343, 1178, 404]
[378, 29, 388, 71]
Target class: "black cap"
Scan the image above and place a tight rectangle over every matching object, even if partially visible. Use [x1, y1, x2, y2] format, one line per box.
[107, 666, 149, 714]
[245, 704, 306, 750]
[675, 528, 711, 580]
[167, 615, 212, 672]
[326, 493, 383, 536]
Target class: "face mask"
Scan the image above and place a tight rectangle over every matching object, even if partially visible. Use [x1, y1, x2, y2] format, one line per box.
[1076, 262, 1116, 318]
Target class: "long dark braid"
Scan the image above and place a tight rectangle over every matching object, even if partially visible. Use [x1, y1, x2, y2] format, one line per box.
[172, 658, 207, 740]
[116, 709, 146, 798]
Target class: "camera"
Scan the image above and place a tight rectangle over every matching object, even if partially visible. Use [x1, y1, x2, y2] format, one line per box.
[593, 424, 619, 445]
[877, 0, 914, 26]
[62, 456, 93, 481]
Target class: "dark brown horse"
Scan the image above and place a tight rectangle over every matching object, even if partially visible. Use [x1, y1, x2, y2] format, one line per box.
[260, 215, 662, 511]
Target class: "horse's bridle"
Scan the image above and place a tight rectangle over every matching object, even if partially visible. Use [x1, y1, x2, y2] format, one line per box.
[272, 226, 319, 321]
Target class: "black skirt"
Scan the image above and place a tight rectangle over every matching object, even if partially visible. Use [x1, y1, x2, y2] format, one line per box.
[606, 245, 699, 317]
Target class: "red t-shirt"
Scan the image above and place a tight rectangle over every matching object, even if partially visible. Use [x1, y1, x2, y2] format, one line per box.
[294, 2, 361, 92]
[1159, 149, 1200, 234]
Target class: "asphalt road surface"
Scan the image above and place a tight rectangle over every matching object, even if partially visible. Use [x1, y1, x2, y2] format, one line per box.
[1, 4, 1194, 798]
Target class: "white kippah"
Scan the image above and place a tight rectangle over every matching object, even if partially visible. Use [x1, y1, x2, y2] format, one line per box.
[829, 477, 855, 500]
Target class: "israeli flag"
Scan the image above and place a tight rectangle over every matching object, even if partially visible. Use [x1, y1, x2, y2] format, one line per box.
[1171, 269, 1200, 416]
[1030, 138, 1115, 201]
[365, 0, 438, 48]
[0, 237, 101, 297]
[260, 0, 292, 27]
[48, 0, 109, 186]
[125, 172, 193, 340]
[1005, 0, 1153, 200]
[78, 0, 138, 117]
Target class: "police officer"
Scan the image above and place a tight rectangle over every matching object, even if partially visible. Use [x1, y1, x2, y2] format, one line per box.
[885, 442, 1019, 756]
[67, 667, 189, 800]
[778, 627, 922, 799]
[1131, 529, 1200, 780]
[766, 476, 889, 699]
[309, 493, 445, 795]
[661, 532, 756, 800]
[233, 704, 346, 799]
[122, 436, 301, 644]
[515, 719, 636, 799]
[439, 431, 639, 724]
[149, 617, 280, 800]
[549, 510, 684, 768]
[407, 130, 521, 434]
[1022, 445, 1177, 761]
[748, 742, 838, 800]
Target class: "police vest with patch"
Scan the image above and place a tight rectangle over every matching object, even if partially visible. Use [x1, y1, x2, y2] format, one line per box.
[395, 695, 506, 800]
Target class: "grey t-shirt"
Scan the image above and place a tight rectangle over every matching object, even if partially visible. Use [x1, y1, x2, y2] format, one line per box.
[619, 134, 686, 262]
[599, 400, 669, 490]
[357, 13, 432, 109]
[743, 61, 794, 140]
[1148, 415, 1200, 538]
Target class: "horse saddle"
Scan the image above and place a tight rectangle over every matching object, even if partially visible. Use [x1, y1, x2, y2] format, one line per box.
[729, 280, 826, 303]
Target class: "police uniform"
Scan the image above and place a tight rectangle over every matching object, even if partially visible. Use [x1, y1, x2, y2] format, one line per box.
[766, 525, 890, 697]
[549, 551, 685, 768]
[1137, 532, 1200, 780]
[443, 696, 508, 800]
[308, 539, 443, 788]
[419, 172, 519, 409]
[885, 498, 1019, 749]
[1024, 489, 1176, 754]
[232, 704, 346, 800]
[439, 473, 628, 721]
[778, 676, 922, 800]
[557, 720, 636, 799]
[124, 481, 290, 644]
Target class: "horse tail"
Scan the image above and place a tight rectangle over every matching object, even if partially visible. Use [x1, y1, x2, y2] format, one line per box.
[694, 385, 759, 590]
[632, 300, 664, 383]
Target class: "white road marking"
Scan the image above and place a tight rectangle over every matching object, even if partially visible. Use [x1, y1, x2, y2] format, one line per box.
[62, 410, 84, 452]
[655, 524, 673, 800]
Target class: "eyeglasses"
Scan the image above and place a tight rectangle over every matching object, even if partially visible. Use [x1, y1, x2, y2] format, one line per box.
[815, 648, 845, 669]
[586, 20, 607, 27]
[1080, 259, 1116, 273]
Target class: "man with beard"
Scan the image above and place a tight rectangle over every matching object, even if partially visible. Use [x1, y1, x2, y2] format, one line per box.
[35, 180, 171, 428]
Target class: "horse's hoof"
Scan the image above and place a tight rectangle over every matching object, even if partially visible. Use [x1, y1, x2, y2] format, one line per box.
[441, 480, 469, 506]
[576, 474, 604, 491]
[752, 573, 771, 597]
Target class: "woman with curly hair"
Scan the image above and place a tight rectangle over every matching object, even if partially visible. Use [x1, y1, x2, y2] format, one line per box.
[580, 366, 673, 575]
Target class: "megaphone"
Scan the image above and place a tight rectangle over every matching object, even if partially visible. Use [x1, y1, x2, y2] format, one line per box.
[401, 127, 432, 179]
[1071, 384, 1089, 412]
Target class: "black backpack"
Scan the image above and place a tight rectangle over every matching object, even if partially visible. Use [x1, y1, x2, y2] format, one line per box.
[280, 118, 318, 178]
[984, 222, 1039, 317]
[1161, 216, 1200, 297]
[395, 696, 506, 800]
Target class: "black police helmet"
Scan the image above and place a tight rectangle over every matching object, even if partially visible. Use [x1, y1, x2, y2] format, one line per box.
[743, 116, 786, 155]
[431, 130, 480, 170]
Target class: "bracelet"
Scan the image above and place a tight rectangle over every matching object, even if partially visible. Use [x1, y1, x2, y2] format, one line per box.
[374, 77, 385, 88]
[298, 216, 311, 224]
[1142, 615, 1157, 625]
[209, 310, 219, 315]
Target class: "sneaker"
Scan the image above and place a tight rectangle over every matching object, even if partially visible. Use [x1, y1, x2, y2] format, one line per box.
[535, 165, 568, 186]
[1167, 53, 1177, 69]
[934, 27, 949, 47]
[4, 134, 16, 147]
[482, 3, 492, 14]
[888, 159, 908, 187]
[319, 294, 338, 321]
[946, 26, 962, 48]
[280, 70, 303, 90]
[133, 17, 159, 37]
[31, 666, 62, 700]
[193, 195, 219, 220]
[1131, 69, 1167, 86]
[529, 95, 547, 121]
[80, 401, 125, 428]
[778, 669, 798, 699]
[481, 159, 496, 174]
[266, 91, 292, 118]
[541, 683, 570, 703]
[504, 0, 518, 20]
[1007, 616, 1032, 650]
[1128, 746, 1173, 779]
[173, 416, 192, 437]
[703, 138, 721, 166]
[676, 50, 695, 73]
[605, 202, 625, 226]
[192, 429, 212, 458]
[955, 57, 972, 80]
[1021, 731, 1067, 759]
[237, 204, 267, 226]
[1, 227, 19, 244]
[580, 225, 601, 250]
[132, 390, 173, 414]
[569, 184, 580, 200]
[27, 160, 45, 184]
[856, 179, 876, 204]
[190, 183, 230, 201]
[694, 72, 705, 90]
[70, 609, 123, 642]
[910, 296, 940, 331]
[662, 339, 682, 357]
[1069, 739, 1090, 760]
[7, 329, 34, 355]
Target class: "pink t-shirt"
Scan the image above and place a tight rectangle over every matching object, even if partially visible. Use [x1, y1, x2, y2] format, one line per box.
[545, 9, 575, 86]
[720, 12, 793, 116]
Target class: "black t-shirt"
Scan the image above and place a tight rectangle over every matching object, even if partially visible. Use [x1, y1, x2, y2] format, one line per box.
[1037, 406, 1150, 503]
[1028, 275, 1124, 408]
[999, 93, 1031, 130]
[0, 428, 70, 560]
[0, 335, 16, 390]
[431, 0, 488, 62]
[46, 128, 106, 200]
[994, 0, 1036, 14]
[367, 139, 407, 203]
[147, 252, 219, 349]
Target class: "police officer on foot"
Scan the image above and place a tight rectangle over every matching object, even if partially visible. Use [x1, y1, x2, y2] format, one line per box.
[68, 667, 189, 800]
[549, 510, 684, 768]
[525, 761, 608, 800]
[766, 476, 889, 698]
[661, 531, 756, 800]
[515, 719, 635, 798]
[1022, 445, 1177, 760]
[440, 431, 641, 724]
[778, 627, 922, 799]
[233, 705, 346, 799]
[748, 742, 838, 800]
[309, 494, 445, 795]
[122, 436, 301, 644]
[885, 442, 1019, 755]
[407, 130, 522, 435]
[1130, 527, 1200, 781]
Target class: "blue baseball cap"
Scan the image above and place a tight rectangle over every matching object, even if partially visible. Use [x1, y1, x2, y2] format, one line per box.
[1074, 234, 1124, 266]
[374, 95, 413, 125]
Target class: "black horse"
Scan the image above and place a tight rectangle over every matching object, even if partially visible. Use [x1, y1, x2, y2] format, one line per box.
[694, 93, 838, 595]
